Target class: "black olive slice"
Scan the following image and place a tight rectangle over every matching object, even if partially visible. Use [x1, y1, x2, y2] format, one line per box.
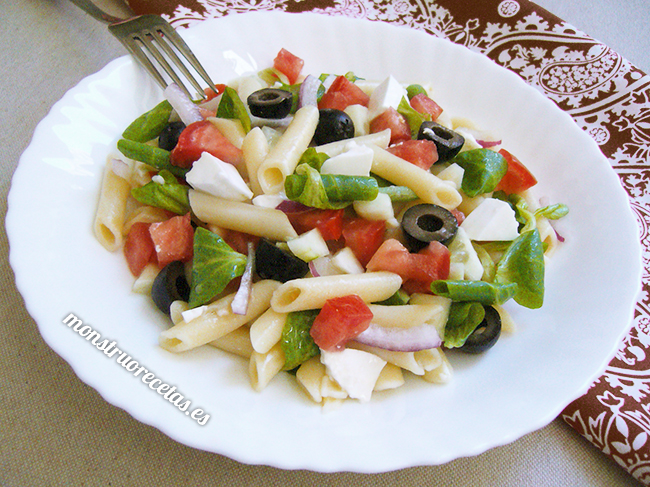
[460, 305, 502, 354]
[151, 261, 191, 315]
[401, 204, 458, 252]
[417, 121, 465, 162]
[158, 121, 186, 151]
[255, 239, 309, 283]
[312, 109, 355, 146]
[247, 88, 293, 119]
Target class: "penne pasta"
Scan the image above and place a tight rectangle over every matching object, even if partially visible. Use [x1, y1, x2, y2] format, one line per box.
[314, 129, 391, 157]
[189, 189, 298, 241]
[296, 356, 327, 403]
[367, 303, 446, 330]
[249, 308, 287, 354]
[249, 343, 285, 391]
[159, 280, 279, 353]
[131, 263, 159, 295]
[209, 326, 254, 358]
[271, 272, 403, 313]
[122, 205, 170, 235]
[242, 127, 269, 196]
[369, 144, 462, 210]
[257, 105, 319, 194]
[93, 160, 132, 251]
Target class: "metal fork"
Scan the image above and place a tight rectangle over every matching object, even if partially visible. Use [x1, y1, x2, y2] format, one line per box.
[68, 0, 215, 99]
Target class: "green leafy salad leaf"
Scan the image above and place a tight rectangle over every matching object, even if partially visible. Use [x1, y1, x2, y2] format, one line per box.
[131, 170, 190, 215]
[495, 229, 545, 309]
[217, 86, 251, 133]
[122, 100, 173, 143]
[188, 228, 248, 308]
[535, 203, 569, 220]
[451, 148, 508, 197]
[443, 302, 486, 349]
[281, 309, 320, 370]
[430, 280, 518, 305]
[117, 139, 187, 178]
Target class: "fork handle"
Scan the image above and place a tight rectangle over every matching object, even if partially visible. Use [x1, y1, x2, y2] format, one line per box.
[68, 0, 127, 24]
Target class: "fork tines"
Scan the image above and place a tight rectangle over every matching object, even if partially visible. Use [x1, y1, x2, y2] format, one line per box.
[109, 15, 215, 99]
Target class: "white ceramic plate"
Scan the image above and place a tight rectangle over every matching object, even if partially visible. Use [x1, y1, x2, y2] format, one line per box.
[7, 12, 641, 472]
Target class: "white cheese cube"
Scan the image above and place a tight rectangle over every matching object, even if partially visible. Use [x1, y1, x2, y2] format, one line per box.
[320, 141, 373, 176]
[353, 192, 399, 227]
[367, 75, 407, 121]
[320, 348, 386, 402]
[331, 247, 364, 274]
[460, 198, 520, 241]
[287, 228, 329, 262]
[185, 152, 253, 201]
[344, 105, 370, 136]
[448, 227, 484, 281]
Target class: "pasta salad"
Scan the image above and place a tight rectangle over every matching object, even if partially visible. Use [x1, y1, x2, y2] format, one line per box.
[94, 48, 568, 406]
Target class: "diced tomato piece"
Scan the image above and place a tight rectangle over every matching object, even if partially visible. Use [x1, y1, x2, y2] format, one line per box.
[367, 239, 450, 294]
[318, 76, 370, 111]
[310, 295, 374, 351]
[222, 229, 259, 255]
[341, 217, 386, 267]
[123, 222, 155, 276]
[494, 148, 537, 194]
[287, 209, 344, 241]
[148, 213, 194, 268]
[369, 107, 411, 144]
[273, 48, 304, 84]
[451, 208, 465, 226]
[409, 93, 443, 120]
[170, 120, 243, 168]
[204, 84, 227, 100]
[387, 139, 438, 170]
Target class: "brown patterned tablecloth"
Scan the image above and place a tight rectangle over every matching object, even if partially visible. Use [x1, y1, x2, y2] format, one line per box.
[125, 0, 650, 482]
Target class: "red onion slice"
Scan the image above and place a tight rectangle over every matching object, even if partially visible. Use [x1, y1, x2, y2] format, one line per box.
[231, 242, 255, 315]
[111, 158, 130, 180]
[164, 83, 203, 125]
[298, 74, 320, 108]
[476, 139, 502, 148]
[275, 199, 312, 213]
[354, 322, 443, 352]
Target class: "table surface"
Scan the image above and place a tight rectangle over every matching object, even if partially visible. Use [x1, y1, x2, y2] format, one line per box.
[1, 0, 647, 485]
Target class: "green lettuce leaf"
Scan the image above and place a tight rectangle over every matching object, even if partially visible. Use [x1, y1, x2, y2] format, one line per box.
[217, 86, 251, 133]
[298, 147, 330, 171]
[281, 309, 320, 370]
[451, 148, 508, 197]
[122, 100, 173, 143]
[397, 96, 430, 138]
[117, 138, 187, 178]
[443, 302, 486, 349]
[535, 203, 569, 220]
[131, 170, 190, 215]
[430, 280, 518, 305]
[188, 228, 247, 308]
[495, 229, 545, 309]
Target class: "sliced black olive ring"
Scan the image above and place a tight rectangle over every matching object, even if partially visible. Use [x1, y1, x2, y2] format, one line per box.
[255, 238, 309, 283]
[312, 108, 355, 146]
[158, 121, 186, 151]
[417, 121, 465, 162]
[401, 203, 459, 252]
[460, 305, 502, 354]
[247, 88, 293, 119]
[151, 261, 191, 315]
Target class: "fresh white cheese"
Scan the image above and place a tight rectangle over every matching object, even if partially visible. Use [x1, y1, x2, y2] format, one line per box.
[331, 247, 365, 274]
[252, 194, 285, 208]
[353, 192, 399, 227]
[320, 348, 386, 402]
[460, 198, 520, 241]
[185, 152, 253, 201]
[287, 228, 329, 262]
[367, 75, 407, 121]
[448, 227, 484, 281]
[319, 141, 373, 176]
[181, 305, 207, 323]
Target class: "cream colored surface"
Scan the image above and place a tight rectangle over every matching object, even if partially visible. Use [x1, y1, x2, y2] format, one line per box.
[1, 0, 644, 485]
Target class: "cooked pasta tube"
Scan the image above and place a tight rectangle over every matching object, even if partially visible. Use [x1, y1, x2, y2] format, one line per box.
[159, 280, 280, 352]
[93, 160, 132, 251]
[122, 205, 170, 235]
[296, 356, 327, 403]
[422, 349, 453, 384]
[350, 342, 439, 376]
[242, 127, 269, 196]
[189, 190, 298, 241]
[271, 272, 402, 313]
[249, 343, 285, 391]
[249, 308, 287, 354]
[209, 326, 254, 358]
[367, 303, 446, 329]
[315, 129, 391, 157]
[257, 105, 319, 194]
[369, 144, 462, 210]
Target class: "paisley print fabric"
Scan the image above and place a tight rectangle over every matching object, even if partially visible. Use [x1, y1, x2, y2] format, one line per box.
[126, 0, 650, 482]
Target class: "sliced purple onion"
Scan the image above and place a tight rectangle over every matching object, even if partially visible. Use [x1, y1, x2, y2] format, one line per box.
[111, 158, 130, 180]
[231, 243, 255, 315]
[164, 83, 203, 126]
[275, 199, 312, 214]
[298, 74, 321, 108]
[476, 139, 502, 148]
[309, 255, 339, 277]
[354, 322, 443, 352]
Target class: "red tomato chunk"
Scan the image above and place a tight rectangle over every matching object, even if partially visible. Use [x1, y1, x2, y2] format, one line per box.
[170, 120, 243, 168]
[149, 213, 194, 269]
[366, 239, 450, 294]
[341, 217, 386, 267]
[123, 222, 155, 276]
[318, 76, 370, 111]
[387, 139, 438, 170]
[310, 295, 374, 351]
[409, 93, 443, 120]
[369, 107, 411, 145]
[287, 208, 344, 241]
[494, 148, 537, 194]
[273, 48, 304, 85]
